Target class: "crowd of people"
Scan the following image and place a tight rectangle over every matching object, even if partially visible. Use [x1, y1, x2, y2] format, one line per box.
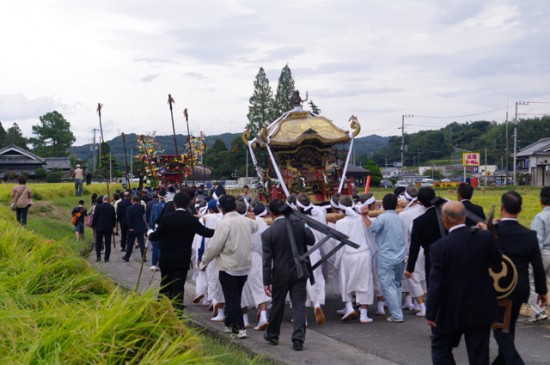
[70, 180, 548, 363]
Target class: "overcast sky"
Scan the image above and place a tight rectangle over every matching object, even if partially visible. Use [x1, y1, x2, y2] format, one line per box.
[1, 0, 549, 147]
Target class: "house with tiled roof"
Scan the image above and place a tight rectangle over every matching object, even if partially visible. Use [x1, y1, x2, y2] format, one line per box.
[516, 137, 550, 186]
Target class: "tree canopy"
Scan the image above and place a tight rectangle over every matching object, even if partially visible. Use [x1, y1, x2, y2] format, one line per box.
[273, 64, 295, 117]
[246, 67, 275, 137]
[2, 122, 27, 148]
[30, 111, 75, 157]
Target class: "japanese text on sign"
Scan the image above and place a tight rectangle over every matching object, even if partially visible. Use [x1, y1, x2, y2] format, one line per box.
[462, 152, 480, 167]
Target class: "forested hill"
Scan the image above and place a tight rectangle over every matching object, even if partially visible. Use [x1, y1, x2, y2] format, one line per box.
[70, 133, 390, 166]
[368, 116, 550, 167]
[70, 116, 550, 171]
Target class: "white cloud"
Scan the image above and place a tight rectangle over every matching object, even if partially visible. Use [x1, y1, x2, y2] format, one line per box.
[0, 0, 548, 146]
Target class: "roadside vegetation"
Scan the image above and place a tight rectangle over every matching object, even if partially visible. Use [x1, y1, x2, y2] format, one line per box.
[0, 183, 275, 364]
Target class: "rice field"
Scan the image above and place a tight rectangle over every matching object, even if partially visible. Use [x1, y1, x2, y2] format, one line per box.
[0, 183, 272, 365]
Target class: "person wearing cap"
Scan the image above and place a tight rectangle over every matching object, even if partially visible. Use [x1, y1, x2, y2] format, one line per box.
[73, 164, 84, 196]
[398, 184, 427, 316]
[334, 195, 374, 324]
[200, 194, 258, 340]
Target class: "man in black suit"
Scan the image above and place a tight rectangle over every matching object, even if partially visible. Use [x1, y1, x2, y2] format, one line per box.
[91, 196, 116, 262]
[457, 182, 485, 226]
[492, 191, 547, 365]
[148, 192, 214, 311]
[116, 191, 131, 252]
[427, 201, 502, 365]
[261, 199, 315, 351]
[122, 195, 148, 262]
[405, 187, 444, 287]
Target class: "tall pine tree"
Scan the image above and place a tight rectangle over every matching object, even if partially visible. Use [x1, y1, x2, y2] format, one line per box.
[273, 64, 295, 117]
[309, 100, 321, 115]
[5, 123, 27, 148]
[0, 122, 7, 147]
[246, 67, 274, 136]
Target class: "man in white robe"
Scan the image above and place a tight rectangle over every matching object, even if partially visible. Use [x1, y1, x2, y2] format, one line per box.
[297, 193, 327, 326]
[239, 201, 271, 330]
[334, 195, 374, 324]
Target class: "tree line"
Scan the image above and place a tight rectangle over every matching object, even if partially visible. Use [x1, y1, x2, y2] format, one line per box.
[0, 111, 76, 157]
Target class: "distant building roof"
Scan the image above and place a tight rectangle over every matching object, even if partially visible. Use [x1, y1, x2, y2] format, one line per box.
[517, 137, 550, 157]
[0, 144, 45, 165]
[44, 157, 71, 170]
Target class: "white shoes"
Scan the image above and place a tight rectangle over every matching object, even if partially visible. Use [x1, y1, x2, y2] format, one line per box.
[243, 314, 250, 329]
[336, 308, 347, 317]
[342, 310, 358, 321]
[360, 309, 373, 324]
[414, 303, 426, 317]
[254, 320, 269, 331]
[231, 329, 247, 339]
[376, 302, 386, 316]
[211, 312, 225, 322]
[149, 265, 158, 271]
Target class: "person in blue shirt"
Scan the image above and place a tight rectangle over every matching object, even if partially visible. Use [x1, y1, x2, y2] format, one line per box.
[362, 193, 407, 323]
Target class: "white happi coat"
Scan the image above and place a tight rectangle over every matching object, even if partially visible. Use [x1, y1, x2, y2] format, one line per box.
[335, 212, 374, 304]
[399, 203, 426, 297]
[242, 216, 270, 308]
[193, 212, 224, 303]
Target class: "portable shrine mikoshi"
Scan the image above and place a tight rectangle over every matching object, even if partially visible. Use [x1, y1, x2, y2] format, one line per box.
[243, 105, 361, 203]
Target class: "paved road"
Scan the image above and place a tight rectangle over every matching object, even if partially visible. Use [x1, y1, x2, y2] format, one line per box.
[89, 242, 549, 365]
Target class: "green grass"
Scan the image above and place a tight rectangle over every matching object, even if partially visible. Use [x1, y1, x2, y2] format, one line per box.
[0, 191, 274, 364]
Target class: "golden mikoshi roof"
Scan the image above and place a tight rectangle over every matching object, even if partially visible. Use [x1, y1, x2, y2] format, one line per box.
[258, 111, 360, 148]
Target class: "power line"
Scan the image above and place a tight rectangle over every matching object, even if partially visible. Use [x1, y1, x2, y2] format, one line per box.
[413, 108, 504, 119]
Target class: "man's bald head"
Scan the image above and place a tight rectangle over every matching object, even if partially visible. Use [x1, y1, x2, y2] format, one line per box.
[442, 201, 466, 229]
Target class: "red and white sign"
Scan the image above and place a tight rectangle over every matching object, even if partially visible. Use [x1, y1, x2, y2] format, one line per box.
[462, 152, 480, 167]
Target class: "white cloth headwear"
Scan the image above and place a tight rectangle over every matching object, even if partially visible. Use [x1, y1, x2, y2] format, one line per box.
[339, 203, 359, 217]
[257, 208, 268, 217]
[296, 199, 314, 213]
[404, 191, 417, 210]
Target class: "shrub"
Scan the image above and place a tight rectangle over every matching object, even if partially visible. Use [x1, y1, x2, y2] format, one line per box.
[35, 167, 47, 179]
[46, 171, 62, 183]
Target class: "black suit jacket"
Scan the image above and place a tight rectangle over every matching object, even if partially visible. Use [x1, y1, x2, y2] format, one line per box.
[462, 200, 486, 227]
[116, 198, 131, 225]
[148, 209, 214, 270]
[262, 216, 315, 287]
[427, 226, 502, 333]
[126, 203, 147, 234]
[92, 203, 116, 233]
[408, 206, 445, 277]
[496, 220, 547, 303]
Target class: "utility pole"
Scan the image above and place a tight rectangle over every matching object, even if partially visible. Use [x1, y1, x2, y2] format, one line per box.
[505, 110, 509, 183]
[400, 114, 413, 179]
[484, 147, 488, 187]
[513, 101, 529, 185]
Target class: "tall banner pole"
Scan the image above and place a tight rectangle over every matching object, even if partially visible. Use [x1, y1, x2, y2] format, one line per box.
[167, 94, 182, 184]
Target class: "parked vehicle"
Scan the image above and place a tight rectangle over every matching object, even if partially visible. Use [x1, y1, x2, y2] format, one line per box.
[421, 178, 434, 187]
[395, 180, 409, 188]
[379, 179, 394, 188]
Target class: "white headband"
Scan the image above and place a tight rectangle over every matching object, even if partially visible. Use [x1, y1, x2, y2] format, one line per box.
[364, 196, 376, 206]
[296, 199, 314, 212]
[339, 203, 358, 217]
[257, 208, 268, 217]
[330, 199, 339, 209]
[199, 206, 208, 216]
[404, 191, 417, 201]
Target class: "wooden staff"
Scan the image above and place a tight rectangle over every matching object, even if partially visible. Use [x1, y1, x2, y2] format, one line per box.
[135, 239, 150, 292]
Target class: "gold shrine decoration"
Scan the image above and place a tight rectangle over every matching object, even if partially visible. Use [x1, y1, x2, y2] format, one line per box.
[349, 115, 361, 138]
[489, 255, 518, 299]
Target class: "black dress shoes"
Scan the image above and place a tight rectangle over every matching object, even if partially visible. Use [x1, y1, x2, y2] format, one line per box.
[292, 340, 303, 351]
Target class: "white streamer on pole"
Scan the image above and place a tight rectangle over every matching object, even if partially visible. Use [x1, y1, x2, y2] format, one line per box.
[248, 140, 264, 180]
[338, 137, 355, 193]
[266, 143, 290, 197]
